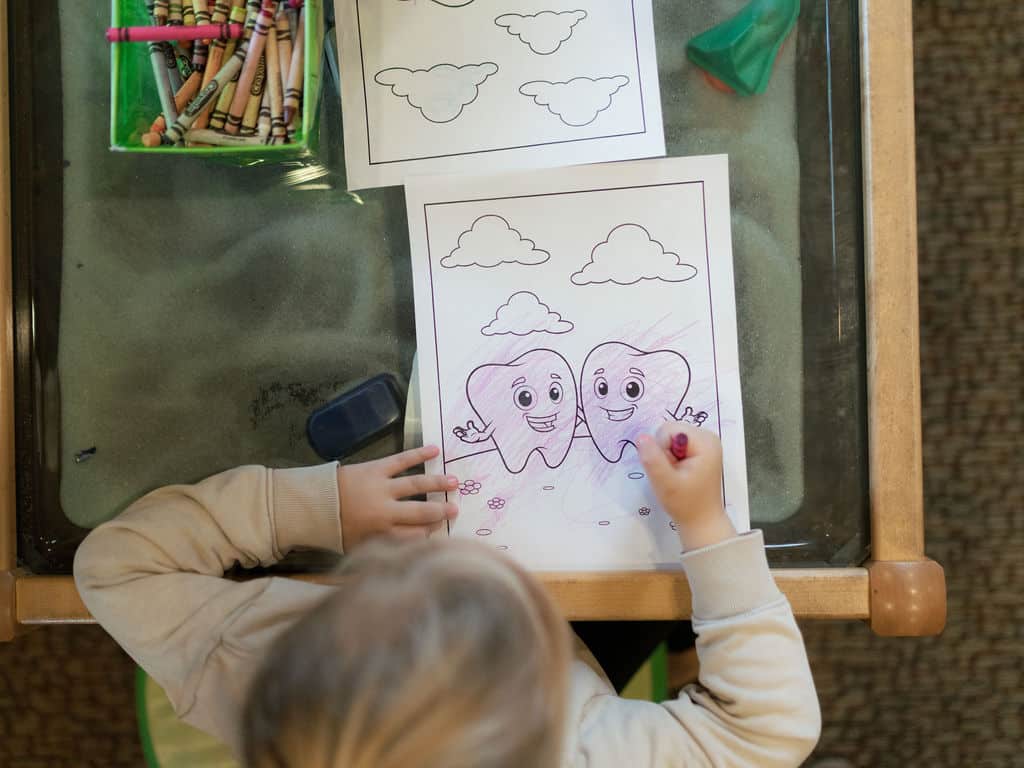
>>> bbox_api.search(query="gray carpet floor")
[802,1,1023,765]
[1,1,1021,765]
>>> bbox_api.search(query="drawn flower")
[487,497,506,510]
[459,479,482,496]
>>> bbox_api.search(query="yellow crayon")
[258,89,271,139]
[282,7,303,127]
[181,0,195,52]
[239,54,267,136]
[153,0,170,25]
[265,26,287,143]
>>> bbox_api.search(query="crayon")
[149,70,202,133]
[239,55,267,136]
[208,1,252,131]
[176,52,195,80]
[223,0,248,60]
[191,0,212,69]
[193,0,211,25]
[669,432,689,461]
[265,26,287,143]
[282,7,303,126]
[275,7,292,91]
[161,39,183,90]
[192,1,233,128]
[184,129,274,146]
[169,0,183,27]
[225,0,278,135]
[258,89,271,138]
[147,41,179,126]
[105,23,244,43]
[153,0,170,24]
[181,0,195,51]
[159,23,253,145]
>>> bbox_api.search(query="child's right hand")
[637,424,737,552]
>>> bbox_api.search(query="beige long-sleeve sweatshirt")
[74,463,820,767]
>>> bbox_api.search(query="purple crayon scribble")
[487,497,506,510]
[476,528,493,536]
[598,520,611,526]
[638,506,651,516]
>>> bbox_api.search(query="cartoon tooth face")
[580,342,691,462]
[466,349,578,473]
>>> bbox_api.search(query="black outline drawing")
[494,10,587,55]
[441,215,550,269]
[481,291,574,337]
[519,75,630,127]
[374,62,498,123]
[454,348,579,474]
[357,0,649,166]
[571,223,699,285]
[423,180,726,508]
[399,0,476,7]
[580,341,692,464]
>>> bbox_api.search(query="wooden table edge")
[13,568,872,626]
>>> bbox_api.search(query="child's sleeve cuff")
[681,530,782,621]
[270,463,344,555]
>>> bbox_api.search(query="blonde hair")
[242,537,572,768]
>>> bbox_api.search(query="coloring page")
[334,0,664,189]
[406,155,749,571]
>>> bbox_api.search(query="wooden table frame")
[0,1,946,641]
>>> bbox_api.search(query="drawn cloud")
[399,0,476,7]
[519,75,629,127]
[495,10,587,55]
[442,215,550,268]
[482,292,574,336]
[571,224,699,285]
[375,62,498,123]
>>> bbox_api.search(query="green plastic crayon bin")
[110,0,324,162]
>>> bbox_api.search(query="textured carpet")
[1,1,1021,766]
[803,1,1024,765]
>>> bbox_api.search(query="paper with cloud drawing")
[334,0,664,190]
[406,155,749,571]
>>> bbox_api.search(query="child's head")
[242,537,572,768]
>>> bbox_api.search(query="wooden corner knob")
[868,559,947,637]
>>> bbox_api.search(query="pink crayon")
[106,23,243,43]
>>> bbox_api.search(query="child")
[75,424,820,767]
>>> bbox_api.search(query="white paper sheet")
[334,0,665,190]
[406,155,749,571]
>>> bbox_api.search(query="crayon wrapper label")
[186,81,220,117]
[250,59,267,97]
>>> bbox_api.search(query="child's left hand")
[337,445,459,550]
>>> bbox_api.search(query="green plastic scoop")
[686,0,801,97]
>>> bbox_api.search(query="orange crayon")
[149,71,202,133]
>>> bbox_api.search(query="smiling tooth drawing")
[580,342,692,463]
[456,349,578,473]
